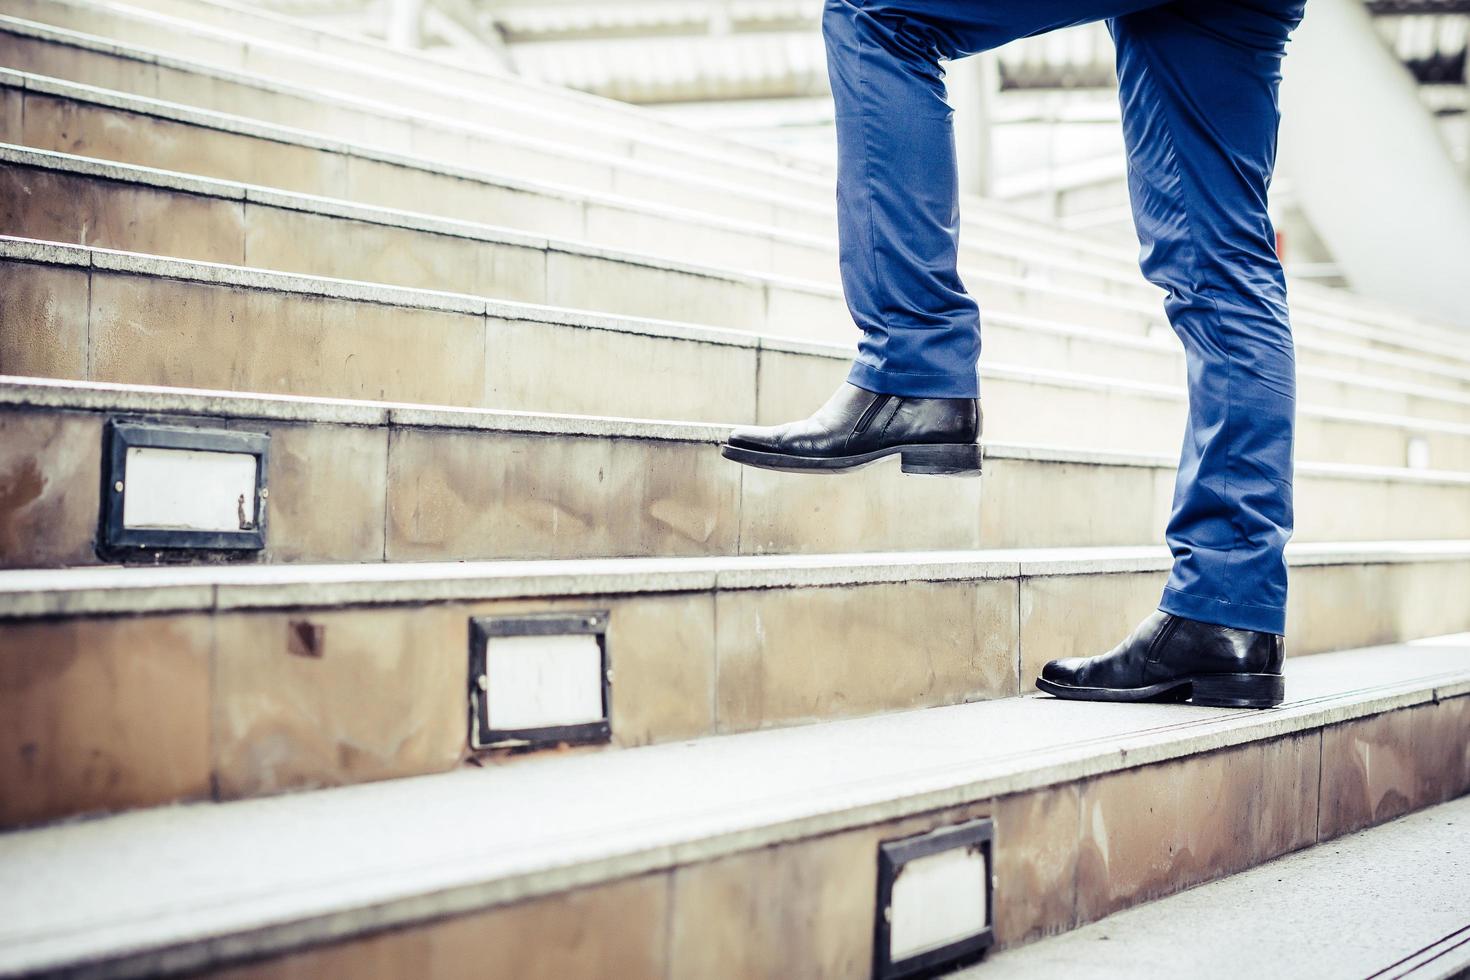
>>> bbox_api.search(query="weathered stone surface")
[0,258,89,380]
[0,411,100,568]
[213,874,670,980]
[211,606,467,799]
[992,784,1081,948]
[0,615,213,828]
[714,579,1018,733]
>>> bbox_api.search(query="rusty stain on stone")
[287,620,324,658]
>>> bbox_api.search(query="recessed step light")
[468,611,612,751]
[101,420,269,556]
[874,818,995,979]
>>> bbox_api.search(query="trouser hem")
[1159,586,1285,636]
[847,360,979,399]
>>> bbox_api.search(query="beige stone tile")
[764,285,850,340]
[212,606,467,799]
[386,428,739,560]
[345,157,583,240]
[980,458,1160,549]
[213,874,670,980]
[584,203,769,273]
[0,164,246,263]
[484,317,757,422]
[1389,561,1470,641]
[1413,695,1470,805]
[992,784,1080,948]
[23,95,347,196]
[1256,730,1321,862]
[87,272,485,405]
[0,410,101,568]
[668,800,994,979]
[0,615,213,828]
[770,238,834,282]
[715,579,1018,734]
[1285,563,1398,656]
[754,349,850,425]
[0,258,89,380]
[1075,743,1265,923]
[668,828,875,980]
[1018,572,1165,693]
[0,34,158,96]
[545,252,765,331]
[0,86,23,144]
[259,422,387,563]
[736,454,984,555]
[602,594,716,745]
[244,205,546,304]
[1318,707,1418,840]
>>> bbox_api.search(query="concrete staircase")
[1,0,1468,976]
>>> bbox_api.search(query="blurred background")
[227,0,1470,314]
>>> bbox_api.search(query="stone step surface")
[7,377,1470,570]
[3,35,1468,371]
[6,239,1470,470]
[1,637,1466,977]
[2,544,1467,828]
[969,792,1470,979]
[8,145,1470,412]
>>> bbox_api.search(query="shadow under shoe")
[1036,610,1286,709]
[721,381,982,476]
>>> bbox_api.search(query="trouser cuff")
[847,360,979,399]
[1159,586,1286,636]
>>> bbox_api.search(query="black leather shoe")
[721,382,981,476]
[1036,611,1285,708]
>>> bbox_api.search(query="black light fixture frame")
[873,817,995,980]
[100,419,270,555]
[468,610,612,751]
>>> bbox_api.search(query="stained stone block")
[991,784,1082,948]
[385,428,739,561]
[0,615,213,828]
[0,410,102,568]
[714,579,1018,734]
[211,875,670,980]
[211,606,467,799]
[0,163,245,264]
[0,257,89,382]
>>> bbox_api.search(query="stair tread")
[972,791,1470,978]
[5,540,1470,620]
[1,637,1466,976]
[8,238,1470,431]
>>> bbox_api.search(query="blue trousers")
[825,0,1305,634]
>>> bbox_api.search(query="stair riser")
[7,158,1470,419]
[9,21,1470,377]
[3,556,1466,830]
[8,401,1468,570]
[9,84,1470,400]
[5,256,1467,468]
[0,3,835,210]
[179,695,1470,979]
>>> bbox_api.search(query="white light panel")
[485,633,604,731]
[888,845,989,960]
[122,446,258,532]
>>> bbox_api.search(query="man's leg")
[722,0,1167,476]
[1039,0,1306,708]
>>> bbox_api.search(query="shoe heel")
[899,443,982,477]
[1190,672,1285,709]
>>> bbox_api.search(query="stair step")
[2,34,1470,370]
[6,376,1470,569]
[2,544,1468,827]
[0,0,833,206]
[973,793,1470,978]
[8,144,1470,407]
[6,238,1470,470]
[1,639,1465,977]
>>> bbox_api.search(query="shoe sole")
[1035,672,1285,709]
[720,442,982,476]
